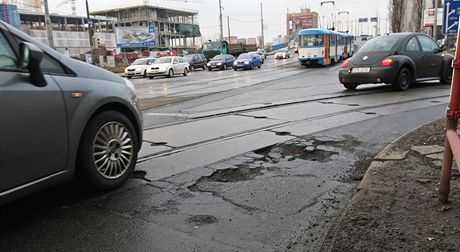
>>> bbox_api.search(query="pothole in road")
[186,215,219,225]
[256,142,339,163]
[151,142,168,146]
[253,116,268,119]
[348,104,360,107]
[276,131,292,136]
[430,100,441,103]
[364,112,377,115]
[190,167,264,185]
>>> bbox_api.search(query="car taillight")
[381,58,394,67]
[341,60,349,68]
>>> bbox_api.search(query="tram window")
[300,34,324,47]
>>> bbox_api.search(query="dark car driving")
[339,33,453,90]
[184,53,207,71]
[0,20,142,204]
[207,54,235,71]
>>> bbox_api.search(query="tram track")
[138,86,449,163]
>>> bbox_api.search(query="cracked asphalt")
[0,57,451,251]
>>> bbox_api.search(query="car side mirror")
[19,42,46,87]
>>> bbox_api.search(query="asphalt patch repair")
[322,119,460,251]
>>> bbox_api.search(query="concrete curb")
[359,119,442,189]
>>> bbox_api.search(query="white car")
[275,50,291,59]
[124,58,157,79]
[147,56,190,79]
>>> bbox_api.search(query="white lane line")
[329,65,342,71]
[144,113,189,117]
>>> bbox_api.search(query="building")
[90,3,201,50]
[246,37,257,45]
[19,10,117,56]
[287,8,318,36]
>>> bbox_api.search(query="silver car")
[0,21,143,204]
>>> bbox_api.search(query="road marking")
[329,65,342,71]
[144,113,189,117]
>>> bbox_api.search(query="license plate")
[352,67,371,73]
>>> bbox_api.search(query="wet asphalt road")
[0,55,451,251]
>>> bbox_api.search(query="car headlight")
[233,62,237,65]
[217,63,222,65]
[244,61,250,64]
[124,78,138,105]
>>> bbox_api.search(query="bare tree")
[390,0,424,33]
[390,0,403,33]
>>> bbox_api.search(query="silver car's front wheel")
[93,122,134,179]
[78,111,139,189]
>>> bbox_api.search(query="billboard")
[288,11,318,34]
[115,26,156,48]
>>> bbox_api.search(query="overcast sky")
[47,0,389,41]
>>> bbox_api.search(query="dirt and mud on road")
[323,119,460,251]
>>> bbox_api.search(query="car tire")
[183,68,188,76]
[343,83,358,90]
[143,70,147,78]
[223,64,227,70]
[149,76,153,79]
[167,69,174,78]
[234,68,237,71]
[127,76,132,79]
[441,62,453,84]
[77,111,139,190]
[258,63,261,69]
[392,67,411,91]
[251,63,254,70]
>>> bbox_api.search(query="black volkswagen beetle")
[339,33,453,91]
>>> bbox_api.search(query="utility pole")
[227,15,230,43]
[260,2,264,48]
[43,0,54,49]
[433,0,438,40]
[218,0,223,41]
[86,0,95,64]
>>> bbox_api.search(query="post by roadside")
[439,22,460,203]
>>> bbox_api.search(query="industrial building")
[18,10,117,56]
[90,3,201,51]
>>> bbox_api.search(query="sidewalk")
[323,119,460,251]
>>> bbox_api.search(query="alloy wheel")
[92,122,133,179]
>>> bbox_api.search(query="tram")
[298,28,353,66]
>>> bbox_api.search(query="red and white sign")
[424,8,443,27]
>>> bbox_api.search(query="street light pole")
[433,0,438,40]
[43,0,54,49]
[260,2,264,48]
[218,0,223,41]
[86,0,96,64]
[227,15,230,43]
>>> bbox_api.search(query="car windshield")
[132,59,149,65]
[358,36,402,53]
[212,55,225,60]
[203,42,221,50]
[157,57,173,64]
[299,34,324,47]
[238,53,251,59]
